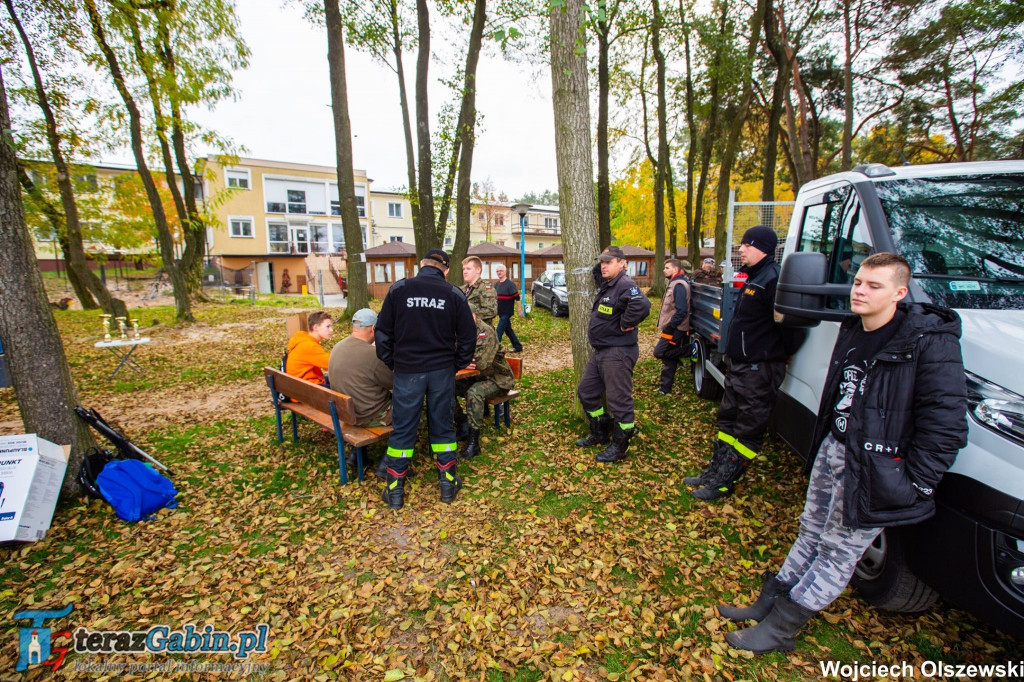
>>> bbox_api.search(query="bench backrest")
[263,367,359,424]
[506,356,523,380]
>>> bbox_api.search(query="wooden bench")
[488,356,523,429]
[264,367,393,485]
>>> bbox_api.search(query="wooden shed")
[364,241,417,300]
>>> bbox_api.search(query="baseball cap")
[703,257,716,266]
[424,249,450,269]
[599,246,626,262]
[351,308,377,327]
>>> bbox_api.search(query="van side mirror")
[775,252,852,326]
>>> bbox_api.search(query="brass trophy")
[131,319,140,340]
[101,314,112,341]
[115,316,127,340]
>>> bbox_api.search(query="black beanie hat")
[740,225,778,256]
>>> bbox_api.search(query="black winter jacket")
[375,266,477,373]
[806,303,968,529]
[725,257,788,363]
[588,271,651,349]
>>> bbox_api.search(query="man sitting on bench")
[456,314,516,460]
[286,311,334,386]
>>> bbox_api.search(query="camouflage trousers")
[456,378,505,430]
[776,433,883,612]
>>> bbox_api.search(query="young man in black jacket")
[688,225,790,500]
[375,249,477,509]
[719,252,968,654]
[575,246,651,462]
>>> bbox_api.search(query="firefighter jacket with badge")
[805,303,967,529]
[375,265,477,374]
[588,271,651,349]
[464,278,497,325]
[469,319,516,391]
[724,256,787,363]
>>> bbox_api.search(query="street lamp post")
[511,203,532,318]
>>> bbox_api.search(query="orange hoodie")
[286,330,330,384]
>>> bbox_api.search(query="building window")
[444,237,453,247]
[478,211,486,221]
[75,174,98,191]
[268,223,289,253]
[331,224,345,252]
[266,201,286,213]
[356,194,365,217]
[544,217,558,229]
[287,190,306,214]
[388,202,402,218]
[538,243,544,248]
[390,236,403,242]
[229,217,253,238]
[514,241,520,250]
[311,224,328,253]
[330,201,341,216]
[226,168,251,190]
[495,215,504,226]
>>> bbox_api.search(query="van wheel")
[692,337,723,401]
[852,528,938,613]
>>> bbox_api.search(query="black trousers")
[653,334,688,391]
[577,345,639,426]
[715,359,787,459]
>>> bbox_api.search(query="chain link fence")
[724,194,795,271]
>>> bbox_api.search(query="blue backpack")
[97,459,178,522]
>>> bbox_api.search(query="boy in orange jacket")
[285,311,334,385]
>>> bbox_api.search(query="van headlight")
[966,372,1024,447]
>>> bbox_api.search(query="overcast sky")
[187,0,560,199]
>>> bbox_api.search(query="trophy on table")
[131,319,140,340]
[115,316,127,340]
[101,314,112,341]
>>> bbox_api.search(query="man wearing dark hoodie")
[719,252,968,654]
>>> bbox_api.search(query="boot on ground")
[576,414,612,447]
[725,595,815,654]
[691,447,750,501]
[460,428,481,460]
[718,571,792,623]
[382,464,408,509]
[437,459,463,503]
[684,440,729,487]
[596,425,636,463]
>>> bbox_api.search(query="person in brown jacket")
[653,259,691,394]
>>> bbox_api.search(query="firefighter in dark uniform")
[576,246,652,462]
[375,249,477,509]
[455,315,516,460]
[687,225,789,500]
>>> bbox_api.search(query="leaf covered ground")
[0,298,1020,680]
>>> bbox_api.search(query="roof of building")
[529,244,563,256]
[619,245,655,256]
[364,241,417,258]
[467,243,522,257]
[667,246,716,258]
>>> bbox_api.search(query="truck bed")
[691,282,739,354]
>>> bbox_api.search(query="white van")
[690,161,1024,637]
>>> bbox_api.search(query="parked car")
[689,161,1024,637]
[531,268,568,316]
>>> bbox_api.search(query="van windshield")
[877,173,1024,310]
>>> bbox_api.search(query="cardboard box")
[285,313,309,339]
[0,434,69,543]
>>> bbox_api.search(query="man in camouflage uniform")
[691,257,721,285]
[462,256,497,326]
[456,315,516,459]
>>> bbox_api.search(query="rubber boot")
[374,456,388,480]
[576,414,612,447]
[460,428,481,460]
[382,463,407,509]
[596,425,635,463]
[691,447,750,501]
[684,440,728,487]
[718,571,792,623]
[725,595,816,654]
[455,410,470,442]
[437,459,463,503]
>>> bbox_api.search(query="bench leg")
[291,412,299,442]
[274,406,284,444]
[505,402,511,428]
[493,404,500,429]
[355,447,366,482]
[336,438,348,486]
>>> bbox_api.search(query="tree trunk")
[596,26,612,251]
[6,0,128,320]
[390,0,420,233]
[550,0,600,412]
[841,0,854,171]
[649,0,668,298]
[16,165,98,309]
[713,0,766,254]
[0,64,95,499]
[450,0,488,287]
[761,0,790,200]
[696,1,727,265]
[665,161,678,258]
[84,0,193,322]
[682,15,699,271]
[413,0,436,257]
[325,0,369,315]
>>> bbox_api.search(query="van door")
[775,182,874,460]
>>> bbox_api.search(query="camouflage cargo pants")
[776,433,883,612]
[456,378,505,430]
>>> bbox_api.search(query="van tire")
[692,337,723,401]
[852,528,939,613]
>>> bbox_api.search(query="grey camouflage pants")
[777,433,883,612]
